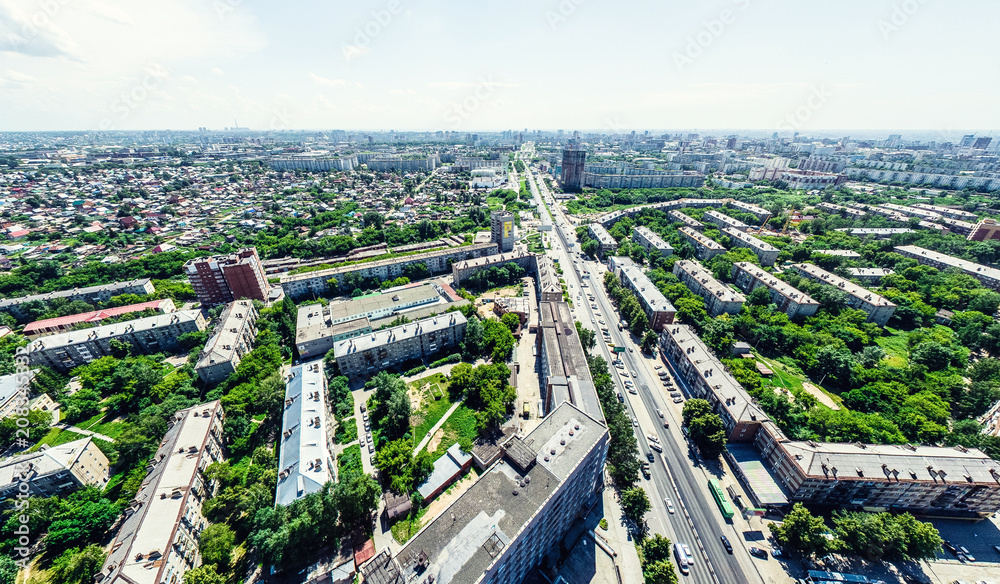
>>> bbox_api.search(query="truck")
[641,462,651,479]
[522,401,530,419]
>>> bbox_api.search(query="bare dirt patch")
[423,468,478,520]
[802,382,840,410]
[426,428,444,454]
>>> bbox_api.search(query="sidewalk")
[54,423,115,443]
[413,401,461,454]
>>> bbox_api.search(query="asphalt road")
[521,154,760,584]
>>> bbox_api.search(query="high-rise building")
[960,134,976,147]
[184,247,269,306]
[561,148,586,192]
[973,137,993,150]
[490,211,515,253]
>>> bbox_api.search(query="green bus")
[708,479,735,519]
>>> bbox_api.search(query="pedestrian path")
[413,401,462,454]
[54,423,115,443]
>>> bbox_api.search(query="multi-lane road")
[520,154,762,584]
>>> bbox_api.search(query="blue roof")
[275,362,333,506]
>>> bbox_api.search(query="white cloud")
[340,44,369,62]
[389,89,416,95]
[0,69,35,87]
[309,73,362,88]
[211,67,224,76]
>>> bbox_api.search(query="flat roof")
[783,440,1000,486]
[679,226,726,251]
[394,401,607,584]
[726,443,789,507]
[587,223,616,245]
[812,249,860,257]
[327,284,442,322]
[538,301,604,423]
[27,310,204,353]
[195,300,254,371]
[417,443,473,500]
[633,226,673,251]
[733,263,818,306]
[614,259,676,315]
[334,312,467,358]
[452,251,533,271]
[276,362,332,506]
[705,209,749,230]
[23,299,170,334]
[895,245,1000,283]
[791,264,896,308]
[673,260,745,304]
[846,268,894,278]
[0,437,95,488]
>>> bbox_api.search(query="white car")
[665,498,675,514]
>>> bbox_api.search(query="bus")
[708,479,735,519]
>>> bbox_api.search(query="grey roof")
[723,227,776,252]
[791,264,896,308]
[0,278,153,310]
[393,401,607,584]
[326,284,443,323]
[27,310,205,353]
[195,300,254,371]
[280,244,497,284]
[846,268,895,278]
[0,437,95,489]
[633,226,673,252]
[812,249,860,257]
[895,245,1000,284]
[538,302,604,424]
[417,443,473,500]
[673,260,745,304]
[276,362,332,506]
[679,226,726,251]
[334,312,467,358]
[587,223,616,246]
[704,209,749,230]
[614,258,676,315]
[0,370,34,412]
[732,263,818,306]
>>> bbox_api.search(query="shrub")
[406,366,427,377]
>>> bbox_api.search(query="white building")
[276,362,333,506]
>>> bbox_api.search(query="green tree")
[49,545,106,584]
[769,503,831,558]
[643,560,678,584]
[0,555,16,584]
[681,399,712,426]
[642,330,659,353]
[500,312,520,333]
[183,565,226,584]
[688,412,727,458]
[108,338,133,359]
[575,321,596,351]
[198,524,236,569]
[642,534,673,564]
[621,486,651,526]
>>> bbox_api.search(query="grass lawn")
[876,328,910,368]
[486,197,504,211]
[334,417,358,444]
[757,354,805,394]
[432,405,477,459]
[32,427,86,451]
[391,505,429,544]
[410,373,456,443]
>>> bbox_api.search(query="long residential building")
[678,227,727,261]
[668,210,704,231]
[816,202,867,218]
[728,200,770,222]
[659,324,767,442]
[672,260,745,316]
[184,247,270,305]
[451,251,537,287]
[362,399,609,584]
[631,226,674,257]
[731,263,819,319]
[280,243,498,299]
[295,305,372,361]
[790,264,897,326]
[28,310,208,372]
[332,313,467,377]
[0,278,156,321]
[967,218,1000,242]
[95,401,226,584]
[845,167,1000,192]
[879,202,941,221]
[846,268,895,284]
[723,228,779,266]
[835,228,916,238]
[537,301,604,423]
[194,301,258,384]
[912,203,978,221]
[0,437,109,499]
[704,209,749,232]
[894,245,1000,290]
[587,223,617,255]
[608,257,675,330]
[276,362,333,506]
[936,217,975,236]
[22,299,176,338]
[754,421,1000,518]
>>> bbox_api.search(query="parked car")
[771,547,783,558]
[721,536,733,554]
[958,546,975,562]
[669,392,682,398]
[749,547,769,559]
[673,397,684,403]
[682,544,694,565]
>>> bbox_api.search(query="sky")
[0,0,998,134]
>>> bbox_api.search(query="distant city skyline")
[1,0,999,132]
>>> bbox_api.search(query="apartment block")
[295,304,372,361]
[879,203,941,220]
[912,203,978,222]
[727,200,770,222]
[672,260,745,316]
[281,244,497,299]
[894,245,1000,290]
[754,422,1000,518]
[816,202,867,218]
[0,279,156,321]
[936,217,975,236]
[587,223,618,255]
[95,401,226,584]
[846,268,895,284]
[632,226,674,257]
[194,301,258,384]
[184,247,270,305]
[490,211,515,253]
[0,437,109,498]
[813,249,860,258]
[968,218,1000,242]
[28,310,208,372]
[790,264,897,326]
[678,227,727,261]
[451,251,537,287]
[704,209,749,232]
[276,362,333,506]
[537,302,603,422]
[731,263,819,319]
[333,313,467,377]
[22,298,176,338]
[362,400,608,584]
[835,228,915,238]
[668,210,704,231]
[659,324,767,442]
[535,255,563,302]
[608,257,675,330]
[723,228,779,266]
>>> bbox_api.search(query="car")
[682,544,694,565]
[958,546,975,562]
[646,451,654,462]
[360,404,366,413]
[771,547,783,558]
[663,421,670,429]
[654,365,662,370]
[646,433,659,444]
[628,347,634,353]
[673,397,684,403]
[669,392,682,398]
[591,304,598,309]
[664,498,675,514]
[663,380,671,387]
[649,442,662,452]
[617,392,624,402]
[749,547,769,559]
[656,408,663,418]
[632,418,639,427]
[628,387,638,395]
[721,535,733,554]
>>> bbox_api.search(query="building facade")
[678,227,726,261]
[609,257,676,331]
[790,264,897,325]
[184,247,270,305]
[333,313,467,377]
[0,437,109,498]
[672,260,745,316]
[0,279,156,321]
[731,263,819,319]
[195,301,258,384]
[22,299,176,338]
[704,210,749,232]
[587,223,618,256]
[723,228,779,266]
[95,401,226,584]
[631,226,674,257]
[28,310,208,372]
[668,210,704,231]
[894,245,1000,290]
[561,148,586,191]
[490,211,515,253]
[277,362,333,506]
